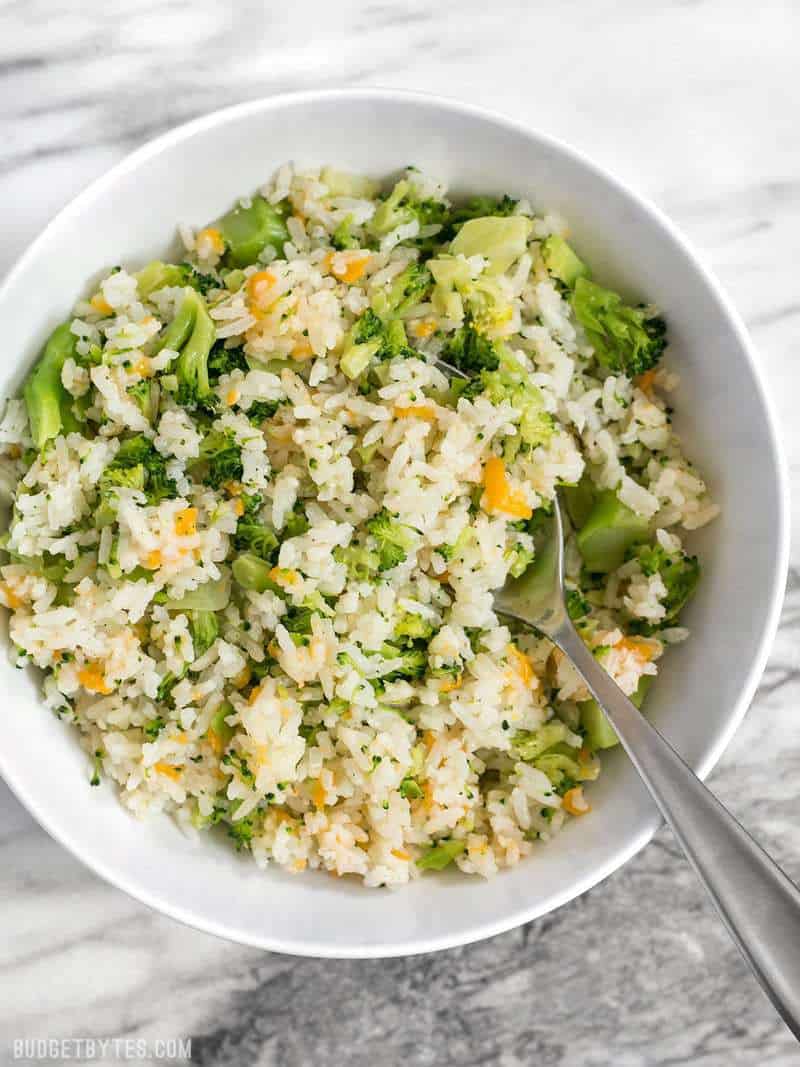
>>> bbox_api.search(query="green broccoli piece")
[394,613,435,644]
[416,839,465,871]
[478,358,554,452]
[175,290,216,406]
[331,214,358,251]
[208,341,248,382]
[143,716,166,741]
[126,380,158,424]
[507,543,535,578]
[240,492,263,521]
[572,277,667,378]
[194,430,243,489]
[566,588,590,620]
[96,462,146,525]
[634,543,700,626]
[512,721,573,762]
[382,645,427,682]
[23,322,81,449]
[540,235,588,288]
[340,309,416,379]
[232,552,281,595]
[441,317,501,376]
[334,544,380,581]
[186,267,217,295]
[234,521,278,561]
[369,179,447,239]
[188,610,219,659]
[246,400,281,424]
[227,817,255,851]
[371,262,432,320]
[442,195,518,240]
[283,605,315,635]
[365,508,416,571]
[103,435,177,508]
[399,777,424,800]
[283,507,309,538]
[353,308,384,344]
[216,195,289,268]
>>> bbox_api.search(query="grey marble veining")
[2,1,800,1064]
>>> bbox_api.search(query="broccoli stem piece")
[575,490,650,574]
[175,290,215,403]
[154,289,197,354]
[135,261,191,298]
[188,610,219,658]
[162,574,231,612]
[208,701,235,750]
[232,552,280,594]
[540,235,588,288]
[23,322,79,449]
[216,196,289,268]
[580,675,652,750]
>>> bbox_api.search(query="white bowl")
[0,89,788,958]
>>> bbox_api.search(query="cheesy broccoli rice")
[0,164,718,885]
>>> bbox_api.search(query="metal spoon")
[495,496,800,1038]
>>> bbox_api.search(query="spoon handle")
[555,621,800,1039]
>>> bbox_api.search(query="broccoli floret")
[186,266,217,295]
[105,435,177,507]
[174,290,216,407]
[353,308,384,344]
[365,508,416,572]
[283,507,309,538]
[246,400,280,425]
[156,668,186,705]
[481,366,554,454]
[208,341,248,381]
[634,543,700,626]
[394,613,435,644]
[126,380,157,423]
[369,179,448,240]
[227,817,255,851]
[441,317,501,375]
[399,777,424,800]
[188,610,219,659]
[382,645,427,682]
[143,716,166,741]
[233,522,278,561]
[572,277,667,378]
[340,309,416,379]
[97,463,145,525]
[195,430,243,489]
[334,543,380,581]
[240,492,263,522]
[507,543,535,578]
[331,214,358,251]
[283,605,314,635]
[566,588,591,621]
[372,262,432,320]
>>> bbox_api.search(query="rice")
[0,163,718,887]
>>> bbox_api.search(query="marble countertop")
[2,1,800,1064]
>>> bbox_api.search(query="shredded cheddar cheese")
[562,787,591,816]
[483,456,532,519]
[174,507,197,537]
[394,404,437,422]
[90,292,113,316]
[154,761,182,782]
[77,664,113,695]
